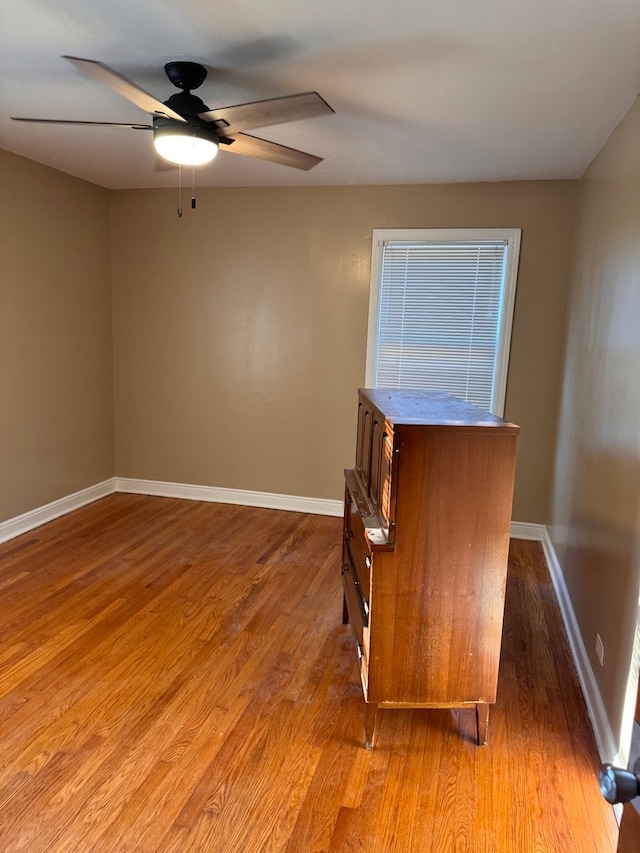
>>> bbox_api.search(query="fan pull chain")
[191,166,196,210]
[177,164,183,218]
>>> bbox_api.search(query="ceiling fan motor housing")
[164,61,207,91]
[163,91,211,122]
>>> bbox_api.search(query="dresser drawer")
[342,551,369,632]
[344,496,372,603]
[341,554,369,686]
[345,537,371,606]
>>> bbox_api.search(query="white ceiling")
[1,0,639,190]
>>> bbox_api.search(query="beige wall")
[0,150,114,522]
[111,181,578,521]
[550,97,640,741]
[0,155,579,527]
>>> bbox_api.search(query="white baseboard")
[0,478,116,545]
[0,478,343,547]
[539,527,618,763]
[115,477,344,518]
[510,520,616,762]
[510,520,546,540]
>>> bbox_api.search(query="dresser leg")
[364,702,379,750]
[476,703,490,746]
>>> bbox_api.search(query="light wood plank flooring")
[0,494,618,851]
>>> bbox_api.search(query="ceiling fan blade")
[198,92,333,134]
[225,133,323,170]
[11,117,152,129]
[62,55,187,123]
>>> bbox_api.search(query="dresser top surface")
[359,389,519,431]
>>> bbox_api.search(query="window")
[365,228,521,416]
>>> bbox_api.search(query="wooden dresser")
[341,389,519,748]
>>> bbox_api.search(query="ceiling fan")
[12,55,334,170]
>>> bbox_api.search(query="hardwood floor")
[0,494,618,852]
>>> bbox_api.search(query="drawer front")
[369,415,398,536]
[342,555,370,693]
[344,494,372,603]
[342,551,369,631]
[345,537,371,606]
[355,401,365,474]
[360,406,373,489]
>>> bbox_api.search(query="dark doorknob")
[599,763,640,804]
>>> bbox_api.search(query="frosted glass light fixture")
[153,118,218,166]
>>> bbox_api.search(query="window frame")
[365,227,521,417]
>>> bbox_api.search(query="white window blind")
[366,229,520,415]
